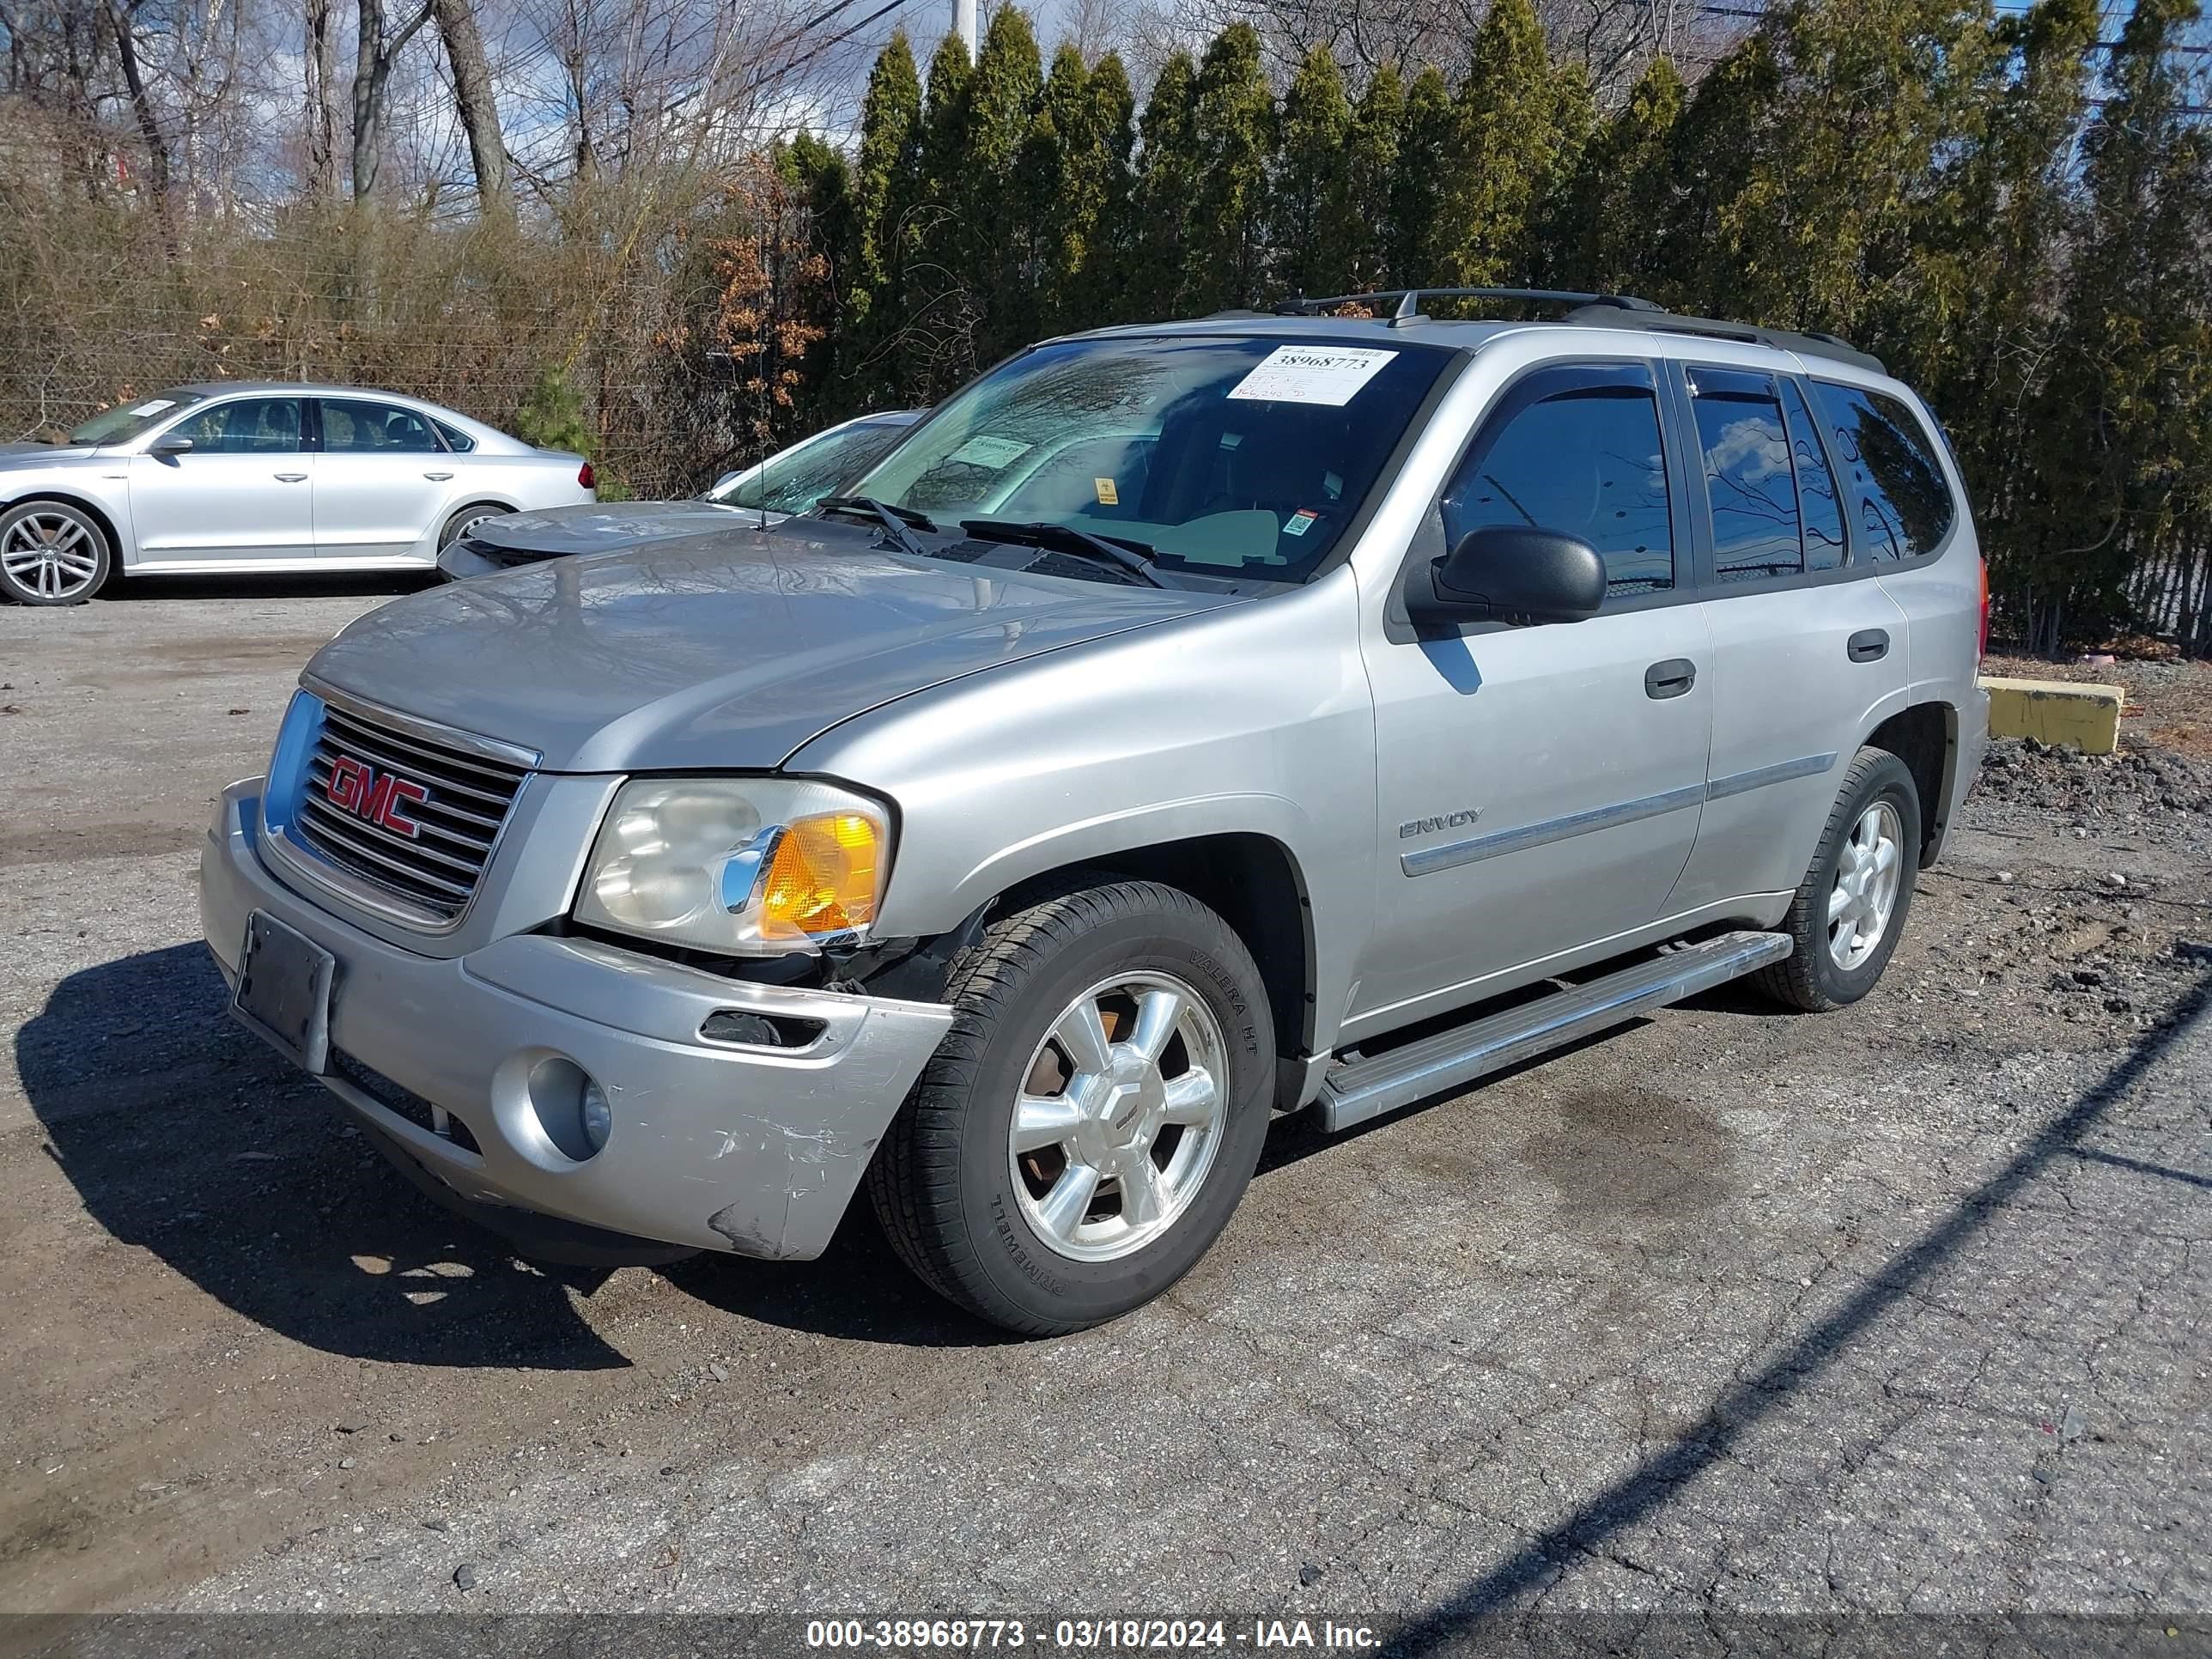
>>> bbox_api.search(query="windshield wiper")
[961,520,1167,587]
[816,495,938,557]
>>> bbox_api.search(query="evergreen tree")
[2028,0,2212,649]
[1435,0,1557,291]
[1337,64,1402,293]
[961,6,1046,356]
[1907,0,2097,627]
[1079,52,1139,322]
[847,33,924,404]
[1584,55,1684,297]
[1130,52,1200,318]
[1184,23,1276,311]
[1389,65,1453,286]
[1528,59,1595,287]
[1273,45,1354,300]
[1656,31,1779,314]
[904,32,979,396]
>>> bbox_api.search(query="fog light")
[524,1056,610,1162]
[580,1079,612,1152]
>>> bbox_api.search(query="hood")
[0,443,94,464]
[307,520,1233,774]
[465,499,762,557]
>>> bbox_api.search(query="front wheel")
[0,500,112,605]
[1754,746,1922,1012]
[867,879,1273,1334]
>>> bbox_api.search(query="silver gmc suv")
[202,289,1990,1334]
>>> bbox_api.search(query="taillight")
[579,461,595,490]
[1978,559,1990,659]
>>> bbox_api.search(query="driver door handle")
[424,471,454,481]
[274,472,307,483]
[1644,658,1698,700]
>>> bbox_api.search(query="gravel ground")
[3,585,2209,1638]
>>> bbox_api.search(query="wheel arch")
[441,498,518,537]
[881,830,1320,1103]
[2,489,125,565]
[1863,701,1957,866]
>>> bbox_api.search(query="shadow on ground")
[16,943,1012,1359]
[15,944,632,1370]
[101,572,438,604]
[1388,966,2212,1652]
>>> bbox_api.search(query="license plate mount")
[231,910,336,1075]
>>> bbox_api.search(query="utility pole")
[954,0,977,58]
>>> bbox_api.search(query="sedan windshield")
[711,420,913,514]
[846,335,1449,582]
[68,390,208,447]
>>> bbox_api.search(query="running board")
[1316,930,1791,1133]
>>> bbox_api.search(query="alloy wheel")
[1826,800,1904,971]
[1008,971,1227,1263]
[2,509,101,600]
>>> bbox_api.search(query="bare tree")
[100,0,176,250]
[430,0,514,224]
[305,0,341,199]
[352,0,434,203]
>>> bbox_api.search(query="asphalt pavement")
[1,580,2206,1642]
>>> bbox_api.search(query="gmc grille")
[295,702,529,920]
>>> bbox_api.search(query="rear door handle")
[1848,628,1890,663]
[424,471,453,481]
[274,472,307,482]
[1644,658,1697,700]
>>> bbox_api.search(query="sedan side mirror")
[1408,525,1607,627]
[150,434,194,460]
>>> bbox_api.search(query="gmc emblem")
[326,755,429,838]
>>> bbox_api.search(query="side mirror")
[1408,525,1607,627]
[150,434,193,460]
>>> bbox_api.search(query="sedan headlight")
[574,777,891,955]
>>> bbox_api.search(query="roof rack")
[1279,287,1664,325]
[1265,285,1887,374]
[1563,304,1887,374]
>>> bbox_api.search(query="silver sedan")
[0,384,595,606]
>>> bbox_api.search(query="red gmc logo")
[326,755,429,838]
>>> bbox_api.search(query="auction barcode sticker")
[1226,346,1396,406]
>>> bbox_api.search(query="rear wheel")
[1754,746,1922,1012]
[0,500,111,605]
[867,879,1273,1334]
[437,502,508,550]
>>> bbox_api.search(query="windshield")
[846,335,1449,581]
[68,390,209,447]
[711,419,913,513]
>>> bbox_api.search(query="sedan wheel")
[0,502,112,605]
[438,504,507,550]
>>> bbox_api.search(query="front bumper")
[200,780,953,1259]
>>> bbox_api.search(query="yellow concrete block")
[1979,675,2124,756]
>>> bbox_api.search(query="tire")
[437,502,508,550]
[866,878,1274,1335]
[1754,745,1923,1012]
[0,499,112,605]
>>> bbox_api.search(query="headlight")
[573,777,891,955]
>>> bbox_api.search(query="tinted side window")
[1778,379,1846,571]
[322,399,440,455]
[1809,382,1954,560]
[431,418,476,453]
[169,397,303,454]
[1443,363,1673,599]
[1688,368,1802,583]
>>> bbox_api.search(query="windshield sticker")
[1094,477,1120,506]
[1283,509,1318,537]
[950,434,1031,469]
[1228,346,1396,407]
[130,399,177,416]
